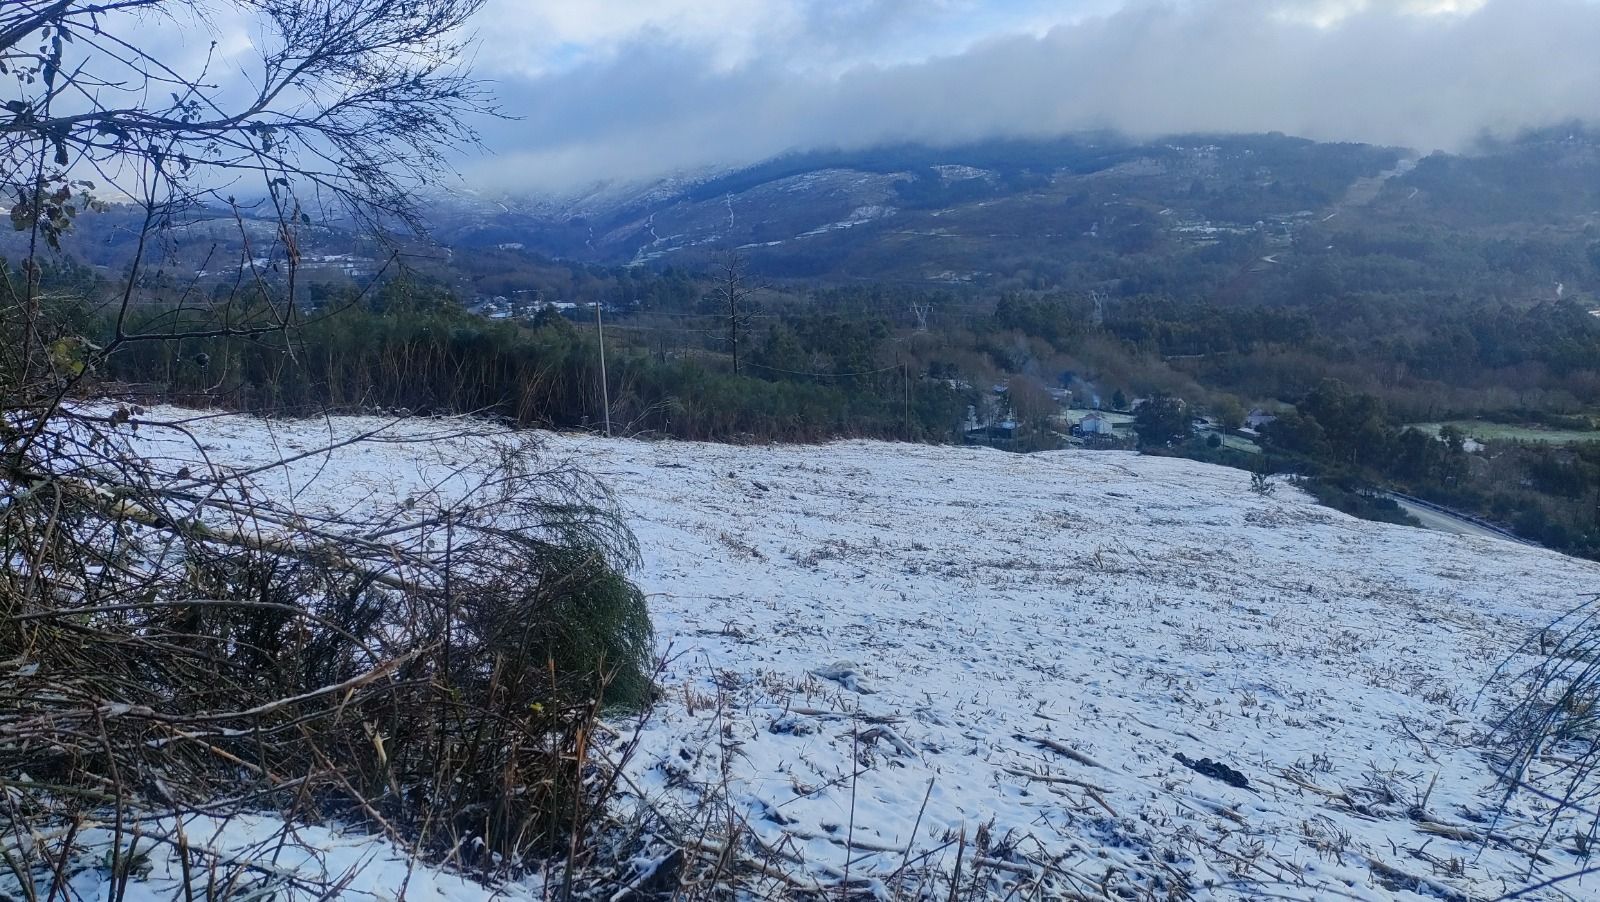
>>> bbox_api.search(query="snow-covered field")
[54,815,518,902]
[115,410,1600,900]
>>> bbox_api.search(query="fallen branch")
[789,706,903,724]
[859,724,917,757]
[1002,767,1110,795]
[1367,857,1478,902]
[782,828,907,855]
[1015,733,1104,769]
[1004,768,1117,816]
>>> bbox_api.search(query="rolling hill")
[100,407,1600,900]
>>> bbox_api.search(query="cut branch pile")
[0,404,654,896]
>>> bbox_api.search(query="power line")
[743,361,903,378]
[577,323,726,336]
[613,310,780,319]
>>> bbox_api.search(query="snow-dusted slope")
[126,411,1600,900]
[56,815,524,902]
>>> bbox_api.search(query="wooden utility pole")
[895,350,913,442]
[903,362,912,441]
[595,303,611,437]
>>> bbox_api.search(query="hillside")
[432,133,1409,282]
[114,408,1600,900]
[426,128,1600,291]
[23,130,1600,301]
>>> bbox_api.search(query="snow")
[56,815,535,902]
[103,409,1600,899]
[795,204,896,238]
[932,164,995,182]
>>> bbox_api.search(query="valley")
[9,2,1600,900]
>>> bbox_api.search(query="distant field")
[1411,420,1600,444]
[1220,434,1263,453]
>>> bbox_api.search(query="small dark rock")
[1174,752,1250,790]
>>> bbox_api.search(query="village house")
[1077,412,1116,437]
[1244,408,1278,430]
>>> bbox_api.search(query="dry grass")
[0,403,654,898]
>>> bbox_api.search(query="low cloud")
[461,0,1600,192]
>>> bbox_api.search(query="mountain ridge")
[427,132,1416,281]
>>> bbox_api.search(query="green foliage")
[1293,477,1418,526]
[1262,410,1328,458]
[993,293,1091,346]
[1240,379,1600,557]
[1134,393,1191,447]
[102,284,969,444]
[1258,381,1467,484]
[1296,380,1391,468]
[1212,396,1245,432]
[498,542,655,710]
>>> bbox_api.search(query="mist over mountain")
[460,0,1600,192]
[427,126,1599,286]
[23,124,1600,298]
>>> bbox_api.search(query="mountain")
[22,129,1600,297]
[420,126,1600,296]
[430,133,1410,281]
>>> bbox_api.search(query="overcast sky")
[429,0,1599,192]
[122,0,1579,194]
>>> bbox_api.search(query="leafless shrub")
[0,2,671,896]
[1484,595,1600,887]
[0,402,655,893]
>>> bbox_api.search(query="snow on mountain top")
[120,409,1600,899]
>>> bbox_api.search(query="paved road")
[1386,494,1528,544]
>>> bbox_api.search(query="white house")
[1078,413,1116,436]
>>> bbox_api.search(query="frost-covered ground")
[53,816,531,902]
[115,410,1600,900]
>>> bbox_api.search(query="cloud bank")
[460,0,1600,192]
